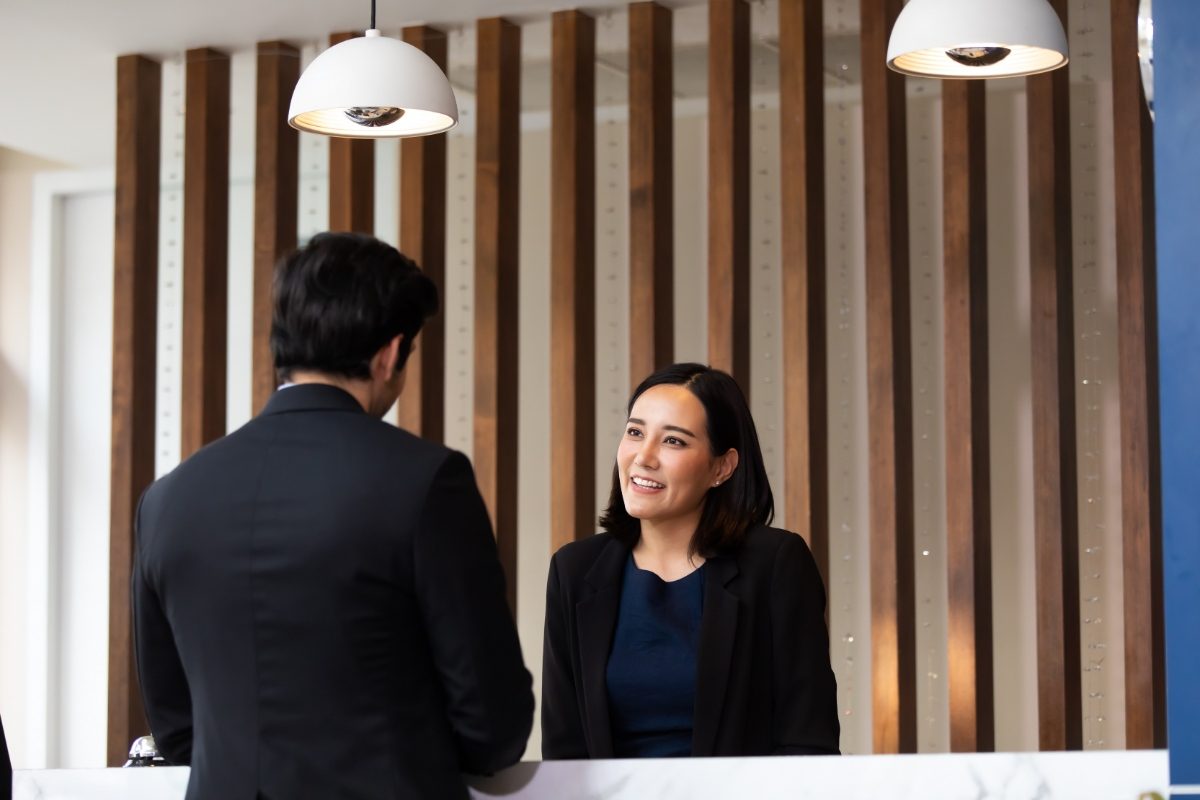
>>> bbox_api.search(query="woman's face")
[617,384,735,529]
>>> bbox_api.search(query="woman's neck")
[633,514,705,581]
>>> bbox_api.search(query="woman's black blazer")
[541,524,840,759]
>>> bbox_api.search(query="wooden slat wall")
[474,17,522,613]
[942,79,994,753]
[252,41,300,414]
[707,0,751,392]
[550,10,596,555]
[1110,0,1167,750]
[778,0,827,578]
[107,53,160,767]
[397,25,449,439]
[328,31,375,234]
[1026,0,1082,752]
[628,2,674,385]
[859,0,916,755]
[180,47,230,459]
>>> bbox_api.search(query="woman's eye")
[625,427,643,438]
[664,436,684,446]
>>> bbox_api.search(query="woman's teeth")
[632,476,664,489]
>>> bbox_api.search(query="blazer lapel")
[692,555,739,757]
[575,538,627,759]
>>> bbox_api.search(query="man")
[1,712,11,800]
[133,232,533,799]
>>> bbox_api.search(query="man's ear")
[373,335,403,380]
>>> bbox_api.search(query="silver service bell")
[123,735,167,767]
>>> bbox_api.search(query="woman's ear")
[713,449,739,486]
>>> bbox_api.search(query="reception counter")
[14,749,1168,799]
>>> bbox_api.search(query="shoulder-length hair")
[598,363,774,558]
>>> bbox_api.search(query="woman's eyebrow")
[626,417,696,438]
[664,425,696,438]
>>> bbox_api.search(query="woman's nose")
[634,440,657,467]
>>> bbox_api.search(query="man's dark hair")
[598,362,775,558]
[271,232,439,381]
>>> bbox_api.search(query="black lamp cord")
[370,0,376,30]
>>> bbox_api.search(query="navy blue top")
[605,554,705,758]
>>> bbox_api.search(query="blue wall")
[1153,0,1200,788]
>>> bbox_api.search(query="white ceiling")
[0,0,715,167]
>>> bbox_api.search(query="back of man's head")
[271,232,439,382]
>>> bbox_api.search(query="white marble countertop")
[14,749,1169,800]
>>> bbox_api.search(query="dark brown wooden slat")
[778,0,828,580]
[707,0,751,392]
[181,48,231,459]
[328,31,375,234]
[859,0,916,755]
[942,78,994,753]
[397,26,449,439]
[1026,0,1082,751]
[550,10,596,555]
[474,17,522,613]
[1110,0,1166,750]
[108,53,160,767]
[252,41,300,414]
[628,2,674,385]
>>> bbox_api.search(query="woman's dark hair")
[270,232,439,381]
[598,363,774,557]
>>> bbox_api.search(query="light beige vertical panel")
[823,0,872,751]
[155,56,185,478]
[296,43,329,243]
[748,0,784,523]
[444,26,477,460]
[1067,0,1125,749]
[227,47,258,432]
[594,11,630,513]
[516,19,553,760]
[985,82,1038,753]
[906,79,949,754]
[672,110,708,366]
[673,5,708,365]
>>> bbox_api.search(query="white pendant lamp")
[887,0,1069,79]
[288,1,458,138]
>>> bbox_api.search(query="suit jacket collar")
[260,383,366,417]
[574,536,741,758]
[692,555,739,756]
[576,537,626,758]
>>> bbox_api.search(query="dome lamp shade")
[288,29,458,138]
[886,0,1069,79]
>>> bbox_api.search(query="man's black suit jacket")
[541,525,840,759]
[133,384,533,800]
[1,712,11,800]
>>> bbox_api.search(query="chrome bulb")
[945,46,1012,67]
[344,106,405,127]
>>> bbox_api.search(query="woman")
[541,363,840,759]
